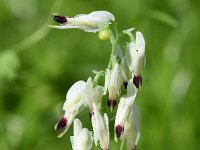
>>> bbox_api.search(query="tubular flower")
[104,63,123,110]
[124,105,140,150]
[50,11,115,33]
[124,29,145,89]
[114,80,137,140]
[91,103,109,150]
[83,77,103,117]
[119,60,130,89]
[55,81,86,138]
[70,119,93,150]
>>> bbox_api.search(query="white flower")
[104,63,123,110]
[124,29,145,89]
[119,60,130,89]
[50,11,115,33]
[91,103,109,150]
[55,80,86,138]
[114,80,137,140]
[70,119,93,150]
[124,105,140,150]
[83,77,103,115]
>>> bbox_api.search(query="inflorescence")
[50,10,146,150]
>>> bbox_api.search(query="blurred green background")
[0,0,200,149]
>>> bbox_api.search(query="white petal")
[83,77,103,110]
[73,119,82,137]
[48,25,78,29]
[70,136,75,149]
[71,119,93,150]
[127,80,137,97]
[103,69,111,95]
[92,103,109,149]
[81,129,93,150]
[119,60,130,83]
[125,41,136,72]
[103,113,110,146]
[124,104,141,147]
[63,80,86,111]
[125,31,145,76]
[108,63,122,100]
[91,115,98,146]
[136,31,145,57]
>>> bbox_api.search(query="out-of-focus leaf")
[0,51,20,81]
[150,10,179,28]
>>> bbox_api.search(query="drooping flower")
[119,60,130,89]
[55,81,86,138]
[49,11,115,33]
[91,103,109,150]
[83,77,103,117]
[104,63,123,110]
[70,119,93,150]
[116,45,130,89]
[114,80,137,140]
[123,104,140,150]
[124,29,145,89]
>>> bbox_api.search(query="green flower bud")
[98,28,110,40]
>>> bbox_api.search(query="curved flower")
[114,80,137,140]
[91,103,109,150]
[70,119,93,150]
[124,105,140,150]
[104,63,123,110]
[50,11,115,33]
[124,29,145,89]
[119,60,130,89]
[55,80,86,138]
[83,77,103,116]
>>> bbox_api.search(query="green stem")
[93,70,104,86]
[107,29,120,70]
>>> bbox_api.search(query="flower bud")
[98,28,110,40]
[50,11,115,33]
[70,119,93,150]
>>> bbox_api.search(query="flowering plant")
[50,10,145,150]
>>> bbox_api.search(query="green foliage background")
[0,0,200,149]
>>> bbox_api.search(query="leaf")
[0,51,20,81]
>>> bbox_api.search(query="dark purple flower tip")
[132,145,137,150]
[53,15,67,24]
[115,125,124,138]
[56,117,67,131]
[123,81,128,89]
[133,75,142,89]
[107,99,117,109]
[89,111,94,119]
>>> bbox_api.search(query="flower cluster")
[51,11,145,150]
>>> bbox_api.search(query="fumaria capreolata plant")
[50,10,145,150]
